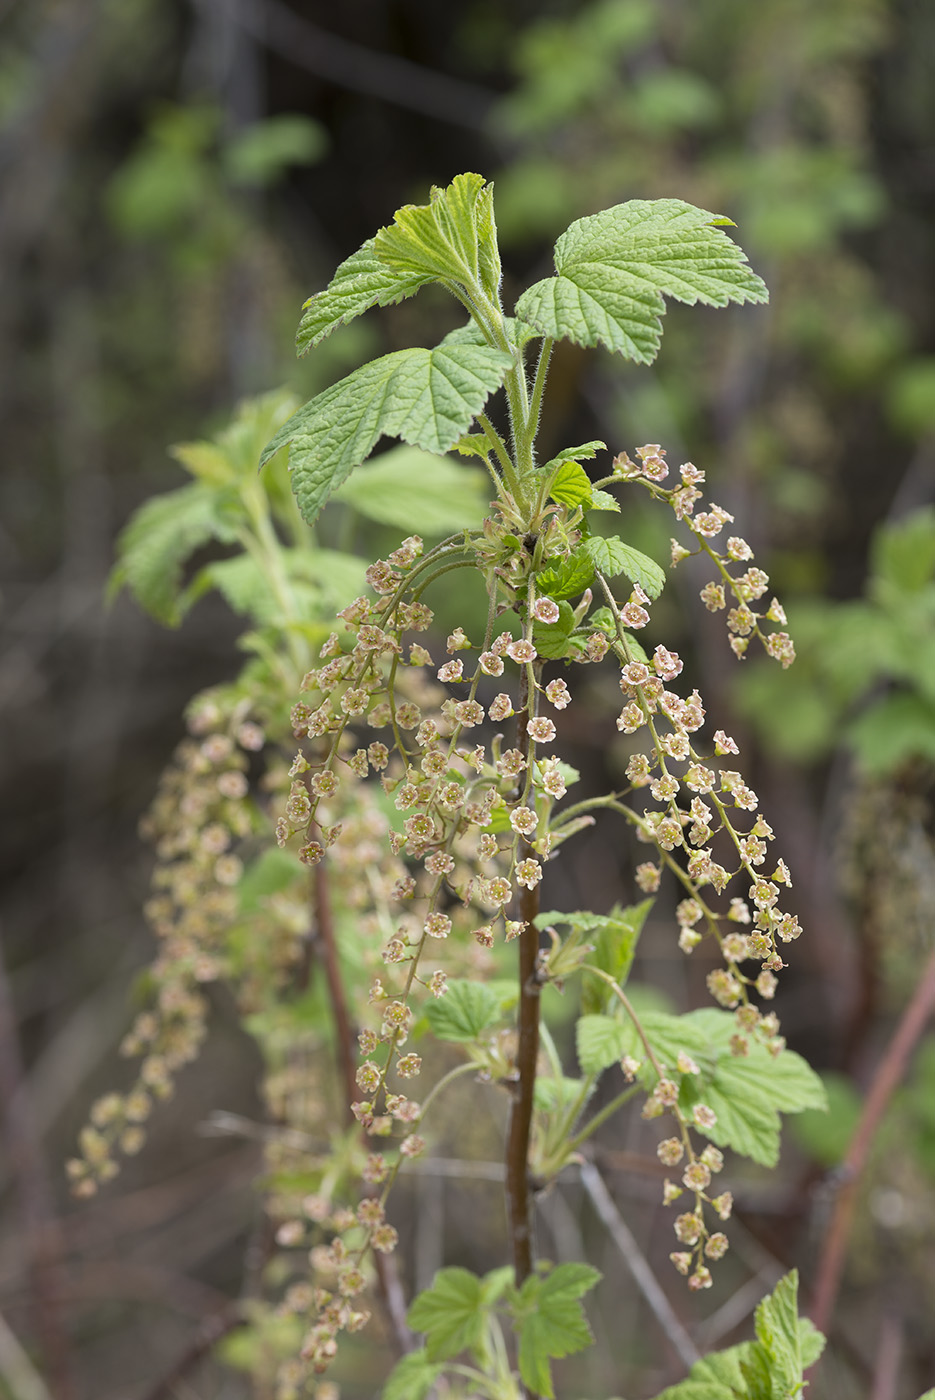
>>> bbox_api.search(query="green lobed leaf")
[516,198,767,364]
[373,173,502,302]
[652,1340,756,1399]
[576,1014,629,1075]
[381,1349,443,1400]
[583,534,666,598]
[589,488,621,512]
[540,441,606,474]
[407,1268,487,1362]
[536,549,596,601]
[424,979,502,1042]
[549,459,594,509]
[754,1270,820,1396]
[260,344,513,526]
[331,444,491,533]
[109,483,241,627]
[515,1263,601,1400]
[675,1009,827,1168]
[295,239,431,353]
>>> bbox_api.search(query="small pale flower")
[621,600,650,628]
[683,1160,712,1190]
[545,678,571,709]
[621,1055,641,1081]
[515,858,542,889]
[621,661,651,690]
[653,646,683,681]
[689,1267,713,1292]
[527,716,556,743]
[677,1052,700,1075]
[480,650,505,676]
[447,627,470,652]
[727,536,753,561]
[699,581,726,611]
[657,1138,684,1166]
[424,913,451,939]
[765,631,796,667]
[489,693,513,721]
[705,1232,729,1260]
[400,1135,426,1158]
[437,659,463,683]
[692,1104,717,1130]
[670,1252,692,1276]
[533,596,560,623]
[635,862,660,893]
[700,1145,724,1173]
[712,1191,733,1220]
[617,702,646,733]
[671,539,691,566]
[674,1212,703,1245]
[507,638,537,664]
[663,1179,684,1205]
[429,971,447,997]
[509,806,538,836]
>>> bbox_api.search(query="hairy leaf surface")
[583,534,666,598]
[260,344,512,525]
[373,172,501,301]
[296,240,431,353]
[516,199,767,363]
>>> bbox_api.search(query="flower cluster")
[613,445,794,665]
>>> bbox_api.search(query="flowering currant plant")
[77,175,835,1399]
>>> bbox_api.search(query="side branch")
[809,943,935,1338]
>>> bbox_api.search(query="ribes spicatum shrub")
[76,174,838,1400]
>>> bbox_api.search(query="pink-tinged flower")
[584,632,610,662]
[515,858,542,889]
[670,1252,692,1275]
[712,1191,733,1220]
[621,661,651,689]
[767,598,787,625]
[705,1232,729,1260]
[635,862,660,893]
[507,638,537,664]
[400,1135,426,1158]
[617,701,646,733]
[689,1267,713,1291]
[682,1160,712,1190]
[446,627,470,652]
[699,581,726,611]
[533,596,560,623]
[765,631,796,668]
[692,1103,717,1130]
[671,539,692,567]
[713,729,739,755]
[726,536,753,561]
[424,913,451,939]
[545,677,571,709]
[479,650,504,676]
[653,645,683,681]
[527,716,556,743]
[674,1212,703,1245]
[454,699,485,727]
[437,659,463,683]
[488,693,513,721]
[663,1179,683,1205]
[657,1138,684,1166]
[509,806,538,836]
[621,600,650,628]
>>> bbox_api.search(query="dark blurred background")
[2,1,935,1397]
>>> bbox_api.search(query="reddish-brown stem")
[505,663,543,1303]
[809,944,935,1338]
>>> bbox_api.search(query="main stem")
[505,665,541,1294]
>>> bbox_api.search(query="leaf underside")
[516,198,768,364]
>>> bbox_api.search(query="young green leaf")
[407,1267,488,1362]
[516,198,767,364]
[260,344,513,526]
[754,1270,825,1392]
[589,488,621,512]
[580,900,652,1014]
[424,979,502,1042]
[539,441,606,474]
[331,445,491,533]
[513,1263,601,1400]
[110,483,241,627]
[549,459,594,509]
[381,1349,443,1400]
[576,1014,629,1075]
[373,172,502,303]
[536,549,596,601]
[674,1009,827,1167]
[583,535,666,599]
[296,240,432,354]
